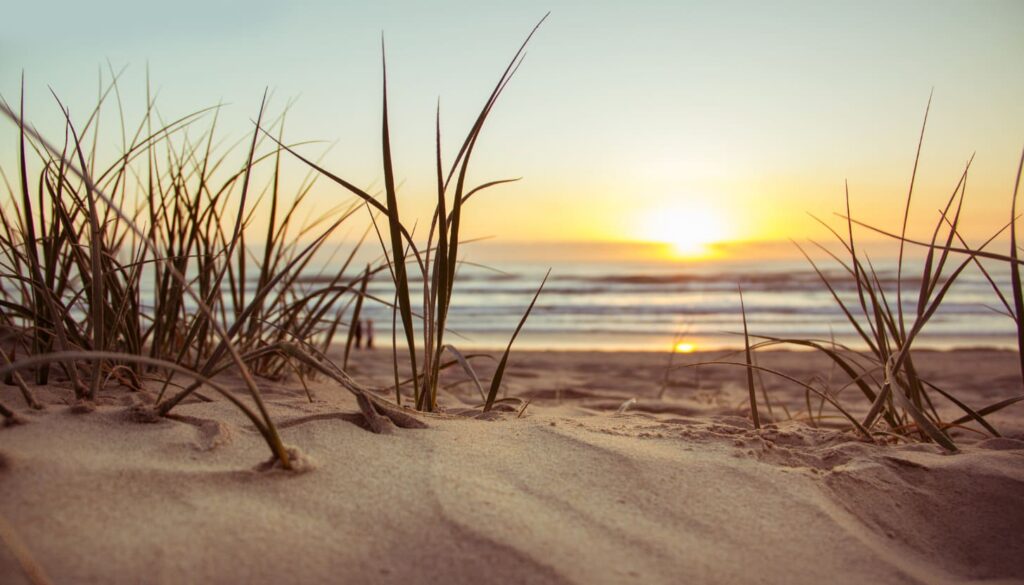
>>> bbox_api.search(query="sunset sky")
[3,0,1023,260]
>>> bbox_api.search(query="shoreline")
[439,345,1024,355]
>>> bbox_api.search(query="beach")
[5,1,1024,583]
[2,348,1022,585]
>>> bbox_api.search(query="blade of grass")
[443,344,486,402]
[379,39,420,407]
[484,269,549,412]
[738,286,760,429]
[1008,146,1024,388]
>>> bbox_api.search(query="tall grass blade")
[738,286,761,429]
[484,269,549,412]
[379,39,421,407]
[1008,146,1024,388]
[896,92,932,340]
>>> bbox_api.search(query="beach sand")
[1,348,1022,584]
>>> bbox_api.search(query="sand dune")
[1,349,1022,584]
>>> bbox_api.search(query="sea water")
[342,255,1019,352]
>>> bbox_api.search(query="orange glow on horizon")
[635,204,731,260]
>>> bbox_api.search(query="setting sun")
[674,342,697,353]
[638,204,729,259]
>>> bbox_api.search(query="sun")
[638,204,729,259]
[674,341,696,353]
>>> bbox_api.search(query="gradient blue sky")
[3,0,1023,256]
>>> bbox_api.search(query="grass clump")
[690,103,1024,449]
[0,80,370,468]
[271,15,551,413]
[0,19,551,468]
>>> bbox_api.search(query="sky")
[3,0,1023,261]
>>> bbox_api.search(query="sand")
[1,348,1022,584]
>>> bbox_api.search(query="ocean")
[343,254,1020,353]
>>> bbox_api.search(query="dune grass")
[698,109,1024,449]
[0,17,549,468]
[270,15,550,413]
[0,81,373,468]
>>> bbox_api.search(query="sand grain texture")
[1,349,1022,584]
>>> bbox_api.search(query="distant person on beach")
[354,320,363,349]
[366,319,375,349]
